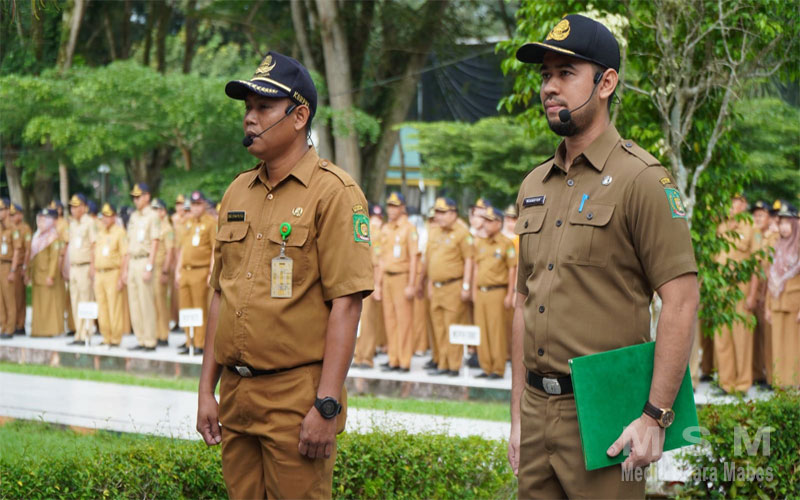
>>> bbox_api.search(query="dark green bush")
[677,388,800,499]
[0,421,514,499]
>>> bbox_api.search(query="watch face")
[321,400,336,417]
[662,410,675,428]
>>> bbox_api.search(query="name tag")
[0,243,6,255]
[192,234,200,247]
[271,255,293,298]
[523,195,546,207]
[393,244,402,259]
[74,237,82,248]
[137,229,145,242]
[102,246,110,257]
[227,211,245,222]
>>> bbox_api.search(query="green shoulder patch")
[353,213,370,243]
[664,188,687,219]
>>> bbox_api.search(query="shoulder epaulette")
[318,158,355,187]
[620,140,661,167]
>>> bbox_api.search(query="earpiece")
[593,72,603,84]
[285,103,297,115]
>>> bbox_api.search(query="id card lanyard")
[271,222,293,298]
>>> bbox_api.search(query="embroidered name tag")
[523,195,546,207]
[227,211,245,222]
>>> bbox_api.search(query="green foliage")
[677,389,800,499]
[0,420,515,500]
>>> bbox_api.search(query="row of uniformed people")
[0,186,218,356]
[697,196,800,392]
[353,193,520,378]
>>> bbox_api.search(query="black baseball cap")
[516,14,620,72]
[225,51,317,121]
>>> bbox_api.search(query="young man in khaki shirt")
[92,203,128,347]
[0,199,22,339]
[196,51,373,499]
[10,203,31,335]
[66,193,97,345]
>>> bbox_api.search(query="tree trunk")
[143,2,154,66]
[31,3,44,63]
[103,9,117,61]
[32,168,54,210]
[3,147,24,207]
[315,0,361,183]
[58,160,69,205]
[180,145,192,171]
[60,0,87,71]
[290,0,333,160]
[155,1,171,74]
[182,0,197,74]
[120,0,131,59]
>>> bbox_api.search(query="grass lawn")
[0,362,510,422]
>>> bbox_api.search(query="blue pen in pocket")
[579,193,589,213]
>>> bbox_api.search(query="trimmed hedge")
[0,421,515,499]
[677,388,800,499]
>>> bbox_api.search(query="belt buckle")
[542,377,561,395]
[480,286,488,292]
[235,365,253,378]
[434,282,443,288]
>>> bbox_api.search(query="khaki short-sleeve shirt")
[209,147,374,370]
[68,215,96,265]
[127,206,161,258]
[181,214,216,268]
[378,215,418,274]
[426,222,473,283]
[475,232,516,287]
[94,224,128,270]
[515,125,697,376]
[0,223,22,262]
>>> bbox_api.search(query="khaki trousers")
[69,263,94,341]
[127,258,157,348]
[354,294,382,367]
[14,269,25,330]
[715,284,753,393]
[179,267,210,348]
[475,287,508,376]
[64,281,76,332]
[430,280,466,371]
[519,385,646,499]
[94,268,124,345]
[752,298,770,383]
[121,285,131,334]
[154,273,170,342]
[0,262,16,333]
[412,294,430,353]
[381,272,414,369]
[700,327,714,376]
[219,363,346,500]
[769,308,800,387]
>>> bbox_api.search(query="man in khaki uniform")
[177,191,216,355]
[196,51,374,499]
[66,194,97,345]
[421,197,473,376]
[171,194,188,332]
[10,204,31,335]
[0,199,22,338]
[745,200,773,386]
[124,182,161,351]
[510,15,699,497]
[472,207,516,379]
[375,192,418,372]
[92,204,127,347]
[353,204,385,368]
[151,199,174,346]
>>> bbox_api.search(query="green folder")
[568,341,698,471]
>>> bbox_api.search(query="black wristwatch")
[314,397,342,419]
[643,400,675,428]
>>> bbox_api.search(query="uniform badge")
[659,177,672,185]
[353,213,370,243]
[292,207,303,217]
[523,195,546,207]
[227,211,245,222]
[664,188,687,219]
[352,204,363,213]
[602,176,613,185]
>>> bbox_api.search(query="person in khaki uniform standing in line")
[352,204,385,368]
[510,15,699,497]
[151,199,174,346]
[65,194,96,345]
[91,204,127,347]
[745,200,775,386]
[124,183,161,351]
[374,192,418,373]
[51,200,76,336]
[170,194,188,333]
[176,191,216,355]
[10,204,31,335]
[0,199,22,339]
[196,51,374,499]
[421,196,474,377]
[472,207,516,379]
[27,209,63,337]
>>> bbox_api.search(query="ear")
[597,68,618,101]
[293,105,311,132]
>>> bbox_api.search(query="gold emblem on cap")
[546,19,571,41]
[130,184,143,197]
[773,200,782,210]
[254,54,277,77]
[101,203,114,216]
[292,207,303,217]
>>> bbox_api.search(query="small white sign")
[449,324,480,345]
[77,302,98,319]
[179,308,203,327]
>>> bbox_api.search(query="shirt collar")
[248,147,319,190]
[543,124,621,181]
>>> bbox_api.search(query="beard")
[545,97,598,137]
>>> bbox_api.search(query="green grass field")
[0,362,510,422]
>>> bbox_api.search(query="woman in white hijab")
[28,209,64,337]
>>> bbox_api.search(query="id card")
[0,243,6,255]
[102,246,110,257]
[192,234,200,247]
[137,229,145,242]
[393,244,402,259]
[74,237,82,248]
[271,254,293,298]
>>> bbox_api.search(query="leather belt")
[71,262,90,266]
[527,371,573,396]
[227,360,321,378]
[96,267,119,273]
[0,260,11,264]
[131,255,149,259]
[478,284,506,292]
[384,270,408,276]
[433,277,462,288]
[183,265,206,270]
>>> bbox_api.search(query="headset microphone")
[558,72,603,123]
[242,103,299,147]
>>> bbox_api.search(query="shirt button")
[587,213,594,220]
[524,220,529,228]
[267,194,273,200]
[538,348,544,356]
[547,263,554,271]
[555,219,562,227]
[256,233,263,240]
[538,305,545,313]
[236,310,242,317]
[246,272,252,279]
[567,179,574,187]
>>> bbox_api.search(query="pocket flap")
[267,224,309,247]
[216,222,249,242]
[515,209,547,235]
[568,203,614,227]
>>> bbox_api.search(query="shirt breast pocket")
[564,203,615,267]
[216,222,249,279]
[515,209,547,270]
[266,224,310,285]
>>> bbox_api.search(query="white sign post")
[449,324,481,380]
[77,302,98,347]
[179,308,203,356]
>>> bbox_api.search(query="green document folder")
[568,341,698,471]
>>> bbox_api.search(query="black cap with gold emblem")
[516,14,620,72]
[225,51,317,120]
